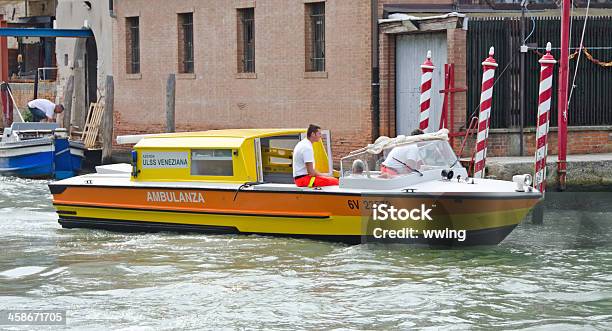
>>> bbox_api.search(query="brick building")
[110,0,612,161]
[112,0,373,159]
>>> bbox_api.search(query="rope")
[530,47,611,67]
[568,0,590,106]
[583,48,612,67]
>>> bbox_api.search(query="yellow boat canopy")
[130,128,332,183]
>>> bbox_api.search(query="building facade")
[55,0,114,128]
[109,0,612,161]
[112,0,374,159]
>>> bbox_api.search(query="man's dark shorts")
[28,107,47,122]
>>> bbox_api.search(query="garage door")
[396,32,447,135]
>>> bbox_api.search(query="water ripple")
[0,178,611,329]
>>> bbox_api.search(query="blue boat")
[0,122,85,179]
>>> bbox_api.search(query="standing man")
[27,98,63,122]
[293,124,339,187]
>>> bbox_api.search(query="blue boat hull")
[0,138,85,179]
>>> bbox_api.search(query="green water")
[1,177,611,330]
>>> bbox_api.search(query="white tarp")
[350,129,449,155]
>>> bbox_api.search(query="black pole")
[371,0,380,141]
[519,3,526,156]
[33,68,39,99]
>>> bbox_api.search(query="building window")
[305,2,325,72]
[126,16,140,74]
[191,149,234,176]
[178,12,194,74]
[237,8,255,73]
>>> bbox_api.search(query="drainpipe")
[371,0,380,141]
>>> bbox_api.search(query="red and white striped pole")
[534,42,556,193]
[419,50,435,132]
[473,46,498,179]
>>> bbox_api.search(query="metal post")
[557,0,571,191]
[519,3,526,156]
[371,0,379,141]
[102,75,114,164]
[33,68,39,99]
[0,16,10,126]
[166,74,176,133]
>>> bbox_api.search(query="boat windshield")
[340,140,460,178]
[415,140,459,170]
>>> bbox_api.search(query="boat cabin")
[129,128,467,189]
[130,129,334,183]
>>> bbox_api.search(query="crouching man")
[293,124,339,187]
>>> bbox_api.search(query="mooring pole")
[473,47,498,179]
[166,73,176,133]
[557,0,571,191]
[419,50,434,132]
[532,42,556,225]
[62,75,74,131]
[102,75,114,164]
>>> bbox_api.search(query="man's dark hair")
[307,124,321,138]
[411,128,424,136]
[58,104,65,112]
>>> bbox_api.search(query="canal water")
[1,176,611,330]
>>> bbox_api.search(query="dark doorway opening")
[85,36,98,105]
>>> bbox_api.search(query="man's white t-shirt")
[382,144,419,170]
[292,138,315,177]
[28,99,56,119]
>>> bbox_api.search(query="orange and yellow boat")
[49,128,540,246]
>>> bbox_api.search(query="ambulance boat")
[48,129,540,246]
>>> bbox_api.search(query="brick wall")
[379,33,396,138]
[446,28,467,151]
[113,0,373,161]
[456,128,612,160]
[8,82,57,118]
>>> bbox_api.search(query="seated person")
[380,129,424,178]
[293,124,339,187]
[351,159,366,176]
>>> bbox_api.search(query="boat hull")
[50,184,539,246]
[0,138,84,179]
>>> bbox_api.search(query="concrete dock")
[486,153,612,189]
